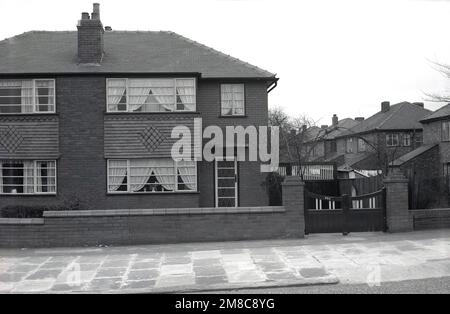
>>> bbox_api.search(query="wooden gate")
[304,188,387,234]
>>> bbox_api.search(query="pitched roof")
[338,102,432,137]
[421,103,450,123]
[0,31,275,78]
[390,144,438,166]
[323,118,361,140]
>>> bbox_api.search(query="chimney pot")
[355,117,365,122]
[105,26,112,31]
[92,3,100,20]
[332,114,339,126]
[81,12,90,20]
[413,102,424,108]
[381,101,390,112]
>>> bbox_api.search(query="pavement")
[0,229,449,293]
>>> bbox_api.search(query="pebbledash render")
[0,3,278,211]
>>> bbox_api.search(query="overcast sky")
[1,0,450,125]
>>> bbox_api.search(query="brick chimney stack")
[77,3,104,64]
[381,101,390,113]
[332,114,338,126]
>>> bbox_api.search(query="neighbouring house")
[333,101,431,173]
[0,3,278,210]
[391,103,450,208]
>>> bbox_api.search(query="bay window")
[221,84,245,116]
[107,78,196,113]
[0,79,55,114]
[107,158,197,193]
[0,160,56,194]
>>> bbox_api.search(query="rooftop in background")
[0,31,276,79]
[338,101,432,137]
[322,118,361,140]
[420,103,450,123]
[390,144,438,166]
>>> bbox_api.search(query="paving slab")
[2,230,450,293]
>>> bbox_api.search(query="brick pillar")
[282,176,305,238]
[384,168,413,232]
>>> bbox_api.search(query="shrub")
[263,172,284,206]
[1,195,89,218]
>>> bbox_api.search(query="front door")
[215,157,238,207]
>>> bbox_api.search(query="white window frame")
[442,121,450,142]
[0,79,56,114]
[220,83,245,116]
[0,160,57,195]
[357,138,366,152]
[215,156,238,208]
[106,78,196,113]
[386,133,400,147]
[346,138,353,153]
[403,133,411,147]
[107,159,197,194]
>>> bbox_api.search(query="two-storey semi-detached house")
[392,103,450,179]
[0,4,277,211]
[334,101,431,172]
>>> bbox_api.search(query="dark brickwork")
[0,77,270,210]
[0,178,303,248]
[384,169,413,232]
[411,209,450,230]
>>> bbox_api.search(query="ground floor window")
[107,158,197,193]
[0,160,56,194]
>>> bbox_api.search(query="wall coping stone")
[0,218,44,225]
[43,206,286,218]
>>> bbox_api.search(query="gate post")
[282,176,305,238]
[383,167,413,232]
[342,194,350,236]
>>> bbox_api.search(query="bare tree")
[424,60,450,102]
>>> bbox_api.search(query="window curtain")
[23,161,34,194]
[151,158,175,191]
[130,159,153,192]
[176,79,195,111]
[128,79,151,112]
[108,80,126,111]
[21,80,33,113]
[177,161,196,190]
[221,84,233,115]
[149,80,175,112]
[108,160,127,192]
[232,84,244,114]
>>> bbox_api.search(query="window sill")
[0,112,57,117]
[0,193,57,197]
[106,191,200,196]
[105,111,200,115]
[219,115,248,118]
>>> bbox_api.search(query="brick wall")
[411,209,450,230]
[0,177,304,248]
[0,77,270,210]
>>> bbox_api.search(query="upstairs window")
[386,133,400,147]
[107,158,197,193]
[0,79,55,114]
[358,138,366,152]
[221,84,245,116]
[0,160,56,195]
[403,133,411,147]
[107,78,196,113]
[346,138,353,153]
[442,121,450,142]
